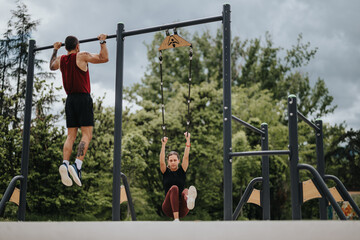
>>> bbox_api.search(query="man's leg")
[69,126,93,186]
[63,127,78,160]
[59,127,78,186]
[76,126,93,161]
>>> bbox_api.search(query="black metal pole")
[112,23,124,221]
[120,173,137,221]
[232,115,265,135]
[0,175,24,215]
[298,164,346,220]
[17,39,36,221]
[123,16,223,37]
[297,111,320,131]
[232,177,263,220]
[34,34,117,52]
[229,150,290,157]
[222,3,232,221]
[315,119,327,220]
[324,175,360,218]
[33,16,224,52]
[261,123,270,220]
[288,95,302,220]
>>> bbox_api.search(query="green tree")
[0,29,13,115]
[7,0,41,128]
[0,1,59,220]
[326,128,360,190]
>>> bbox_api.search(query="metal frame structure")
[288,95,351,220]
[112,4,229,221]
[297,100,360,220]
[231,116,271,220]
[228,95,360,221]
[1,4,230,221]
[229,115,291,220]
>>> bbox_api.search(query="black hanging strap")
[186,45,193,135]
[159,50,166,137]
[159,35,193,138]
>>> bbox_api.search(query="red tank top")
[60,53,90,94]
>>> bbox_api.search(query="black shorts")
[65,93,94,128]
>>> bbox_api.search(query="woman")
[160,132,197,221]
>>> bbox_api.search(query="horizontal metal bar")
[123,15,223,37]
[34,34,117,52]
[33,15,222,52]
[297,111,320,131]
[232,115,264,135]
[229,150,290,157]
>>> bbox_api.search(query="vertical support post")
[288,95,301,220]
[222,3,232,220]
[112,23,125,221]
[261,123,270,220]
[316,119,327,219]
[18,39,36,221]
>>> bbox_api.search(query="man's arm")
[80,34,109,64]
[160,137,168,174]
[49,42,62,70]
[182,132,191,172]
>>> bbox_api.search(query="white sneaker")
[68,164,82,187]
[187,185,197,210]
[173,219,180,222]
[59,163,72,186]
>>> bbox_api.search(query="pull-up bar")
[34,35,117,52]
[33,15,223,52]
[123,15,223,37]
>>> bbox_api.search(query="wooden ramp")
[1,221,360,240]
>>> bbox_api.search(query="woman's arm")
[160,137,168,174]
[182,132,191,172]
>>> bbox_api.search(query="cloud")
[1,0,359,130]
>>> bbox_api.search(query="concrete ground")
[1,221,360,240]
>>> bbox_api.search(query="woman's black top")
[162,165,186,197]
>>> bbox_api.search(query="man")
[50,34,109,187]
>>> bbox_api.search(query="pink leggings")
[162,185,189,219]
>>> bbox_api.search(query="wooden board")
[302,179,344,203]
[9,187,20,205]
[302,179,322,203]
[247,188,261,206]
[120,185,128,204]
[329,187,343,202]
[158,34,191,51]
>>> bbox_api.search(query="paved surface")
[1,221,360,240]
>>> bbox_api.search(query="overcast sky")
[1,0,359,130]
